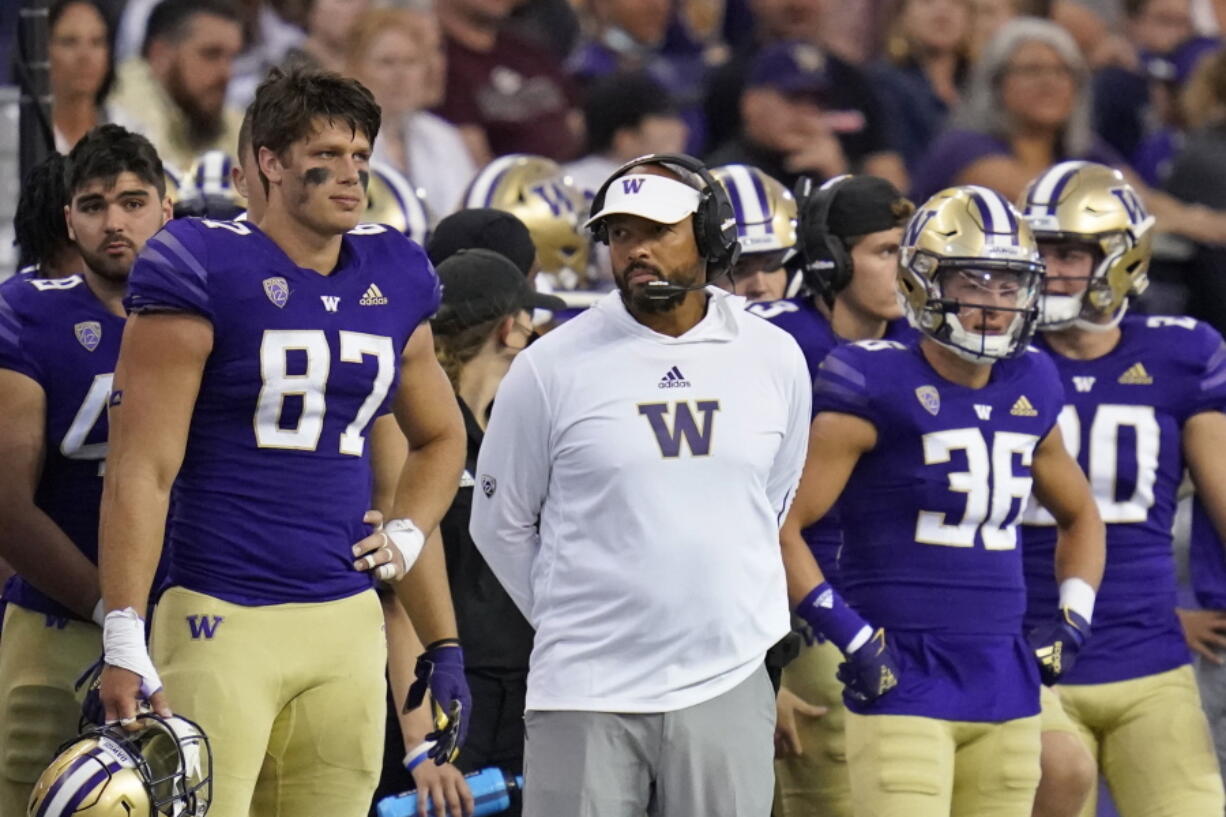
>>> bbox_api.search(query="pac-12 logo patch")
[74,321,102,352]
[263,276,290,308]
[915,385,940,416]
[481,475,497,498]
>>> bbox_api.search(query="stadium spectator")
[871,0,972,171]
[435,0,581,165]
[565,71,688,197]
[1093,0,1195,164]
[49,0,115,152]
[107,0,244,174]
[346,8,476,218]
[13,152,82,278]
[568,0,710,153]
[706,41,907,190]
[912,16,1226,245]
[505,0,581,58]
[1131,35,1222,186]
[284,0,370,74]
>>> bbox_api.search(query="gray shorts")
[521,665,776,817]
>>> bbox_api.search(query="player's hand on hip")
[837,628,901,703]
[1028,608,1090,685]
[409,755,475,817]
[774,687,827,758]
[405,641,472,763]
[1177,608,1226,665]
[353,516,426,582]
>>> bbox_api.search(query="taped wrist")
[103,608,163,699]
[385,518,426,571]
[1059,577,1096,625]
[796,582,872,655]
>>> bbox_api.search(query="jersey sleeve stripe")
[819,354,868,389]
[0,291,21,348]
[150,230,210,290]
[138,247,210,304]
[1202,342,1226,392]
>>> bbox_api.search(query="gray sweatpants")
[521,665,776,817]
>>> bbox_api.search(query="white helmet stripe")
[966,185,1016,246]
[1028,160,1085,214]
[724,164,770,239]
[40,752,121,817]
[464,155,521,209]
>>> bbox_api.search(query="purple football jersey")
[0,274,124,620]
[748,296,914,584]
[125,219,440,605]
[814,337,1063,720]
[1022,315,1226,684]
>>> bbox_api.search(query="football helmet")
[1019,161,1154,331]
[28,715,211,817]
[367,159,431,246]
[899,185,1045,362]
[709,164,797,272]
[463,154,590,288]
[173,151,247,220]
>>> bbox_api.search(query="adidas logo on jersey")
[659,366,690,389]
[1118,362,1153,385]
[360,283,389,306]
[1011,395,1038,417]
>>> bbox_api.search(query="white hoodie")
[470,288,811,713]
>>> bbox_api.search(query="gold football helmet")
[366,159,431,246]
[899,185,1045,362]
[463,154,591,289]
[709,164,798,270]
[173,151,247,220]
[28,715,211,817]
[1019,161,1154,331]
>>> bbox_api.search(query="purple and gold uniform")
[814,336,1061,816]
[748,296,912,817]
[1021,314,1226,817]
[0,274,122,811]
[125,217,440,817]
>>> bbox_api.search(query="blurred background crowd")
[9,0,1226,319]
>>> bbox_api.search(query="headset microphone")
[642,278,711,300]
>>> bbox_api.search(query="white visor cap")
[585,174,702,229]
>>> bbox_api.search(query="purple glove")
[836,628,901,703]
[1028,609,1090,686]
[797,582,901,704]
[404,640,471,764]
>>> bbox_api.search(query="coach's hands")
[409,756,475,817]
[406,641,472,764]
[774,687,828,758]
[1029,608,1090,685]
[837,628,900,703]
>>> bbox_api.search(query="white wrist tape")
[1059,577,1096,625]
[385,518,426,572]
[91,599,106,628]
[403,739,436,772]
[103,608,163,699]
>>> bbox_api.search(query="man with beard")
[109,0,243,175]
[469,154,812,816]
[0,124,171,814]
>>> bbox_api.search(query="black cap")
[433,249,566,332]
[822,176,908,239]
[427,209,537,277]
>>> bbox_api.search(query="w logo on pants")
[186,615,225,639]
[638,400,720,457]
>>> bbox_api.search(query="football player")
[0,124,171,814]
[1019,161,1226,817]
[748,173,915,817]
[709,163,797,303]
[96,67,470,817]
[781,185,1106,817]
[12,151,82,279]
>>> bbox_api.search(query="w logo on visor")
[622,178,646,195]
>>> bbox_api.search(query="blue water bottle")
[376,754,523,817]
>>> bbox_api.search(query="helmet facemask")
[903,254,1043,362]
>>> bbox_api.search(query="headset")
[589,153,741,299]
[794,174,855,303]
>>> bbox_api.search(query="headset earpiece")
[797,174,855,299]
